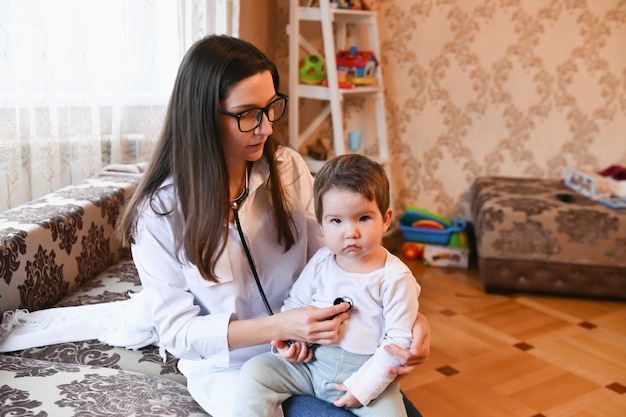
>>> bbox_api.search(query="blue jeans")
[283,392,422,417]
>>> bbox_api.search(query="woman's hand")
[276,303,350,346]
[227,303,350,350]
[384,313,431,382]
[332,384,362,409]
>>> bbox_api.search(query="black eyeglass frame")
[219,93,288,133]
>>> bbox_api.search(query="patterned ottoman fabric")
[470,176,626,299]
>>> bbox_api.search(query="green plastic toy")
[405,205,453,227]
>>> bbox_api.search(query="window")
[0,0,239,211]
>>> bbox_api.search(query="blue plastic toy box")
[399,211,466,245]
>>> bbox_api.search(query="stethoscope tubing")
[232,206,275,317]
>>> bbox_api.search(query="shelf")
[289,0,389,172]
[298,6,376,23]
[297,84,383,100]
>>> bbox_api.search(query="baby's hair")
[313,154,390,223]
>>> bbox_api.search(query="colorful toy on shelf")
[298,55,327,85]
[331,0,352,8]
[336,46,378,86]
[322,78,354,89]
[330,0,376,9]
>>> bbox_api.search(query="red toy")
[322,78,353,89]
[336,46,378,86]
[402,242,425,260]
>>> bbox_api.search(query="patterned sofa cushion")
[0,355,209,417]
[0,172,142,314]
[0,166,212,416]
[4,258,186,385]
[0,258,210,416]
[470,176,626,299]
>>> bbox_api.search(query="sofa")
[0,165,210,417]
[470,176,626,299]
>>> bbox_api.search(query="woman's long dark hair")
[117,35,296,282]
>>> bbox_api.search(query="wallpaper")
[264,0,626,219]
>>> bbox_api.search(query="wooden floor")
[398,260,626,417]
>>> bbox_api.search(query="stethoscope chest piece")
[333,296,353,311]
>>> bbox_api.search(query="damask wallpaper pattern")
[267,0,626,218]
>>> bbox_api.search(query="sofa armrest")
[0,172,141,314]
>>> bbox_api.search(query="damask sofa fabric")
[470,176,626,299]
[0,166,210,416]
[0,170,139,314]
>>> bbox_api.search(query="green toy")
[405,205,453,226]
[298,55,327,85]
[448,231,468,248]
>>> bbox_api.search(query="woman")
[116,34,430,417]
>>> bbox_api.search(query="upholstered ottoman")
[470,176,626,299]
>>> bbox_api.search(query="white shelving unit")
[288,0,389,172]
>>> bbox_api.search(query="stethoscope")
[229,168,275,317]
[229,168,353,319]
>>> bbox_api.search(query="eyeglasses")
[219,93,288,133]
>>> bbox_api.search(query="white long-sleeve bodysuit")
[282,246,421,406]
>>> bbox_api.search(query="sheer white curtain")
[0,0,239,212]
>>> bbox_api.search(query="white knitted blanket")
[0,291,162,358]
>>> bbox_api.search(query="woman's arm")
[384,313,431,379]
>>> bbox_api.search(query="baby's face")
[319,188,390,263]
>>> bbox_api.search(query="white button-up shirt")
[130,146,322,417]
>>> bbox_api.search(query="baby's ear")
[382,208,393,229]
